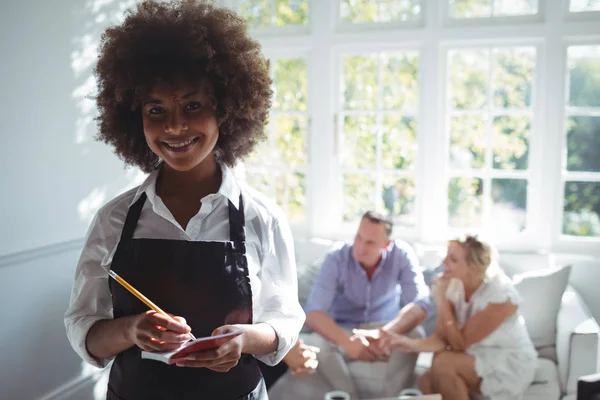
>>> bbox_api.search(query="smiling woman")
[94,0,272,172]
[64,1,305,399]
[141,83,220,173]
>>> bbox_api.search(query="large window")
[244,57,309,224]
[446,46,535,236]
[221,0,600,255]
[338,51,419,226]
[562,45,600,238]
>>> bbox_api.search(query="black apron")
[106,192,263,399]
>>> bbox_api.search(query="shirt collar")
[129,163,241,209]
[350,244,391,274]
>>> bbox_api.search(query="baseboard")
[37,371,104,400]
[0,238,84,269]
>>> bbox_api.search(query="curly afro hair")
[94,0,272,172]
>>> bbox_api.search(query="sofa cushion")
[513,265,572,350]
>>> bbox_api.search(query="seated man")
[304,211,431,399]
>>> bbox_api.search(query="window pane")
[570,0,600,12]
[245,133,271,167]
[450,115,486,169]
[380,176,416,226]
[493,47,535,109]
[340,0,377,23]
[246,170,272,197]
[275,171,306,222]
[448,177,483,228]
[491,178,527,234]
[274,115,307,168]
[567,116,600,172]
[449,0,537,18]
[493,116,530,170]
[568,46,600,108]
[274,0,309,26]
[563,181,600,237]
[238,0,271,29]
[378,0,422,22]
[273,58,307,112]
[449,50,489,110]
[494,0,538,16]
[340,0,421,23]
[449,0,492,18]
[343,174,376,221]
[341,115,377,169]
[343,55,378,110]
[381,52,419,110]
[381,115,417,170]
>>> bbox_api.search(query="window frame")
[565,0,600,19]
[224,0,311,35]
[332,42,424,241]
[216,0,600,257]
[335,0,426,32]
[441,0,544,27]
[440,41,543,249]
[556,39,600,249]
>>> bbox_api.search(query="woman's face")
[141,82,219,172]
[442,241,472,280]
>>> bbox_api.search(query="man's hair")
[361,211,393,237]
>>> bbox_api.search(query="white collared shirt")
[64,164,305,368]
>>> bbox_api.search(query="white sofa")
[275,238,600,400]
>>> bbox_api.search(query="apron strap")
[116,192,147,251]
[228,194,246,254]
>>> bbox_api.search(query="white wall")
[0,1,139,399]
[0,0,143,258]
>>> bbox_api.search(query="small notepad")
[141,330,243,365]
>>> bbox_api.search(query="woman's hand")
[377,330,417,355]
[282,339,320,376]
[432,275,450,305]
[172,325,245,372]
[126,311,191,352]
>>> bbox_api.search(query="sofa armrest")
[556,286,600,396]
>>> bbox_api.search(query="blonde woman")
[377,235,537,400]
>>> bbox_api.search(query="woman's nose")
[165,106,188,134]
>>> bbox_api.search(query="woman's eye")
[186,102,201,111]
[148,107,164,115]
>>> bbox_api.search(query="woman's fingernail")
[185,356,196,361]
[176,363,184,367]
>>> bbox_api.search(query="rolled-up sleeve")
[64,213,115,369]
[397,242,432,316]
[253,216,305,366]
[304,251,340,314]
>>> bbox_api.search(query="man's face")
[352,218,390,268]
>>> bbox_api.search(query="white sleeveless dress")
[445,276,538,400]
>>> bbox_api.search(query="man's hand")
[342,332,384,362]
[376,330,417,355]
[172,325,244,372]
[282,339,320,376]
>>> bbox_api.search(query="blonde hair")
[451,235,495,276]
